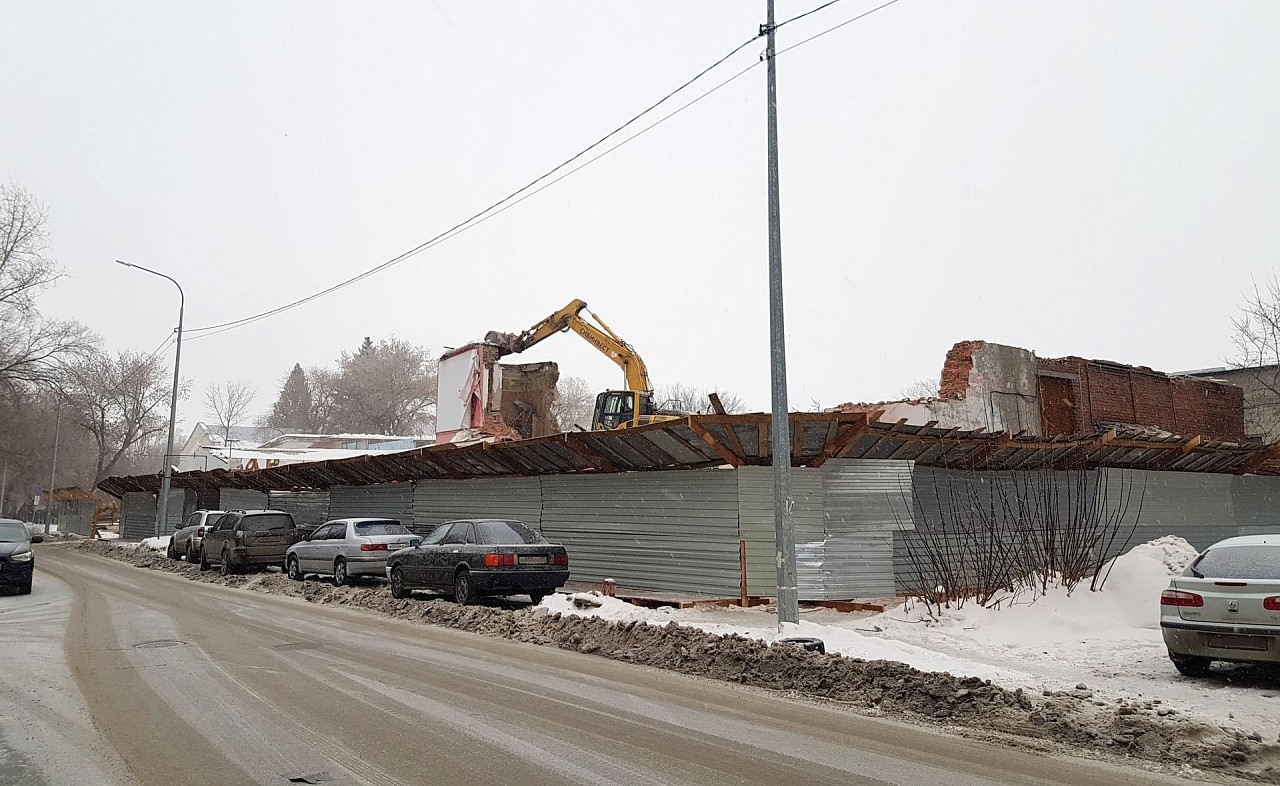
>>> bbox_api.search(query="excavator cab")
[592,390,683,430]
[592,390,642,430]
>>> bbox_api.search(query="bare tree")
[653,383,749,414]
[60,349,177,483]
[1231,276,1280,437]
[552,375,595,431]
[333,336,437,435]
[900,378,938,400]
[0,184,62,308]
[204,380,257,458]
[0,184,95,391]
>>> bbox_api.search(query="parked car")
[199,510,299,575]
[386,519,568,605]
[168,509,225,562]
[0,518,41,595]
[1162,534,1280,676]
[285,518,420,585]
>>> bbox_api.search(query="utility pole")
[0,458,8,518]
[117,261,184,538]
[764,0,798,626]
[44,406,60,536]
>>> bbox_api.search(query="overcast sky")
[4,1,1279,435]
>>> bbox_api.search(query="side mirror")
[410,539,422,548]
[30,535,44,544]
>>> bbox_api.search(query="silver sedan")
[285,518,420,586]
[1162,534,1280,676]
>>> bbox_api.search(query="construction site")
[99,301,1280,606]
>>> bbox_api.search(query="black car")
[199,509,300,575]
[0,519,41,595]
[386,519,568,605]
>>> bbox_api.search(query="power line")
[775,0,902,57]
[775,0,850,29]
[185,0,905,341]
[185,34,764,337]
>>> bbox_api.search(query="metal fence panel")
[328,483,414,528]
[541,469,741,597]
[121,492,155,540]
[267,491,331,532]
[736,466,825,598]
[218,489,267,512]
[53,501,95,536]
[412,478,542,535]
[819,459,913,599]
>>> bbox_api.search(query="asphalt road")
[0,546,1204,786]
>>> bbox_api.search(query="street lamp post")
[116,260,184,538]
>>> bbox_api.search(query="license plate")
[390,542,408,550]
[518,555,548,566]
[1206,633,1269,651]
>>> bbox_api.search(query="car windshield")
[1187,545,1280,580]
[0,523,28,543]
[244,514,293,533]
[354,521,410,536]
[474,520,544,545]
[420,524,451,545]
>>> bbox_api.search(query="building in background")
[1178,365,1280,442]
[176,425,432,472]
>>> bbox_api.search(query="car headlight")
[11,549,33,562]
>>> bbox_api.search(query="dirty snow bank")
[65,538,1280,781]
[137,535,171,551]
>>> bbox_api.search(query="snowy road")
[5,546,1200,786]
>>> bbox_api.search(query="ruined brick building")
[838,340,1247,442]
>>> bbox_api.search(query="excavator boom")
[484,299,684,430]
[484,299,652,393]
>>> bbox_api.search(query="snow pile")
[137,535,171,551]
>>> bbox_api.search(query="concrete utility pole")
[1,458,8,518]
[44,406,60,536]
[764,0,799,626]
[117,260,184,538]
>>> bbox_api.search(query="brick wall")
[939,340,984,400]
[1034,356,1244,441]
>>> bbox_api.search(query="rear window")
[474,520,544,545]
[243,514,294,533]
[1187,545,1280,580]
[354,521,410,536]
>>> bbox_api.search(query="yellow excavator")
[484,299,688,430]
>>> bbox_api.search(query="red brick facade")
[939,340,985,400]
[1035,356,1244,441]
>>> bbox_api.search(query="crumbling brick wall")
[495,362,561,439]
[940,340,985,400]
[1034,356,1244,441]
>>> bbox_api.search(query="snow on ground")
[97,531,120,540]
[137,535,171,551]
[544,537,1280,739]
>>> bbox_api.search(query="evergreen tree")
[266,363,313,431]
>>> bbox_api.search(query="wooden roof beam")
[687,419,743,468]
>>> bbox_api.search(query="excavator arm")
[484,299,653,393]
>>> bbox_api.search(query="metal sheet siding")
[736,467,825,598]
[218,489,267,512]
[267,491,331,532]
[53,501,96,536]
[819,459,913,599]
[1105,469,1237,552]
[412,478,542,535]
[541,469,740,597]
[1232,476,1280,536]
[328,484,414,528]
[121,492,155,540]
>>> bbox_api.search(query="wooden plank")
[717,422,747,459]
[687,419,743,467]
[562,433,619,473]
[758,422,768,459]
[810,419,873,468]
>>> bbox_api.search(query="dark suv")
[199,510,299,575]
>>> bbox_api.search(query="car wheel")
[454,568,475,606]
[529,591,548,605]
[1170,652,1212,677]
[219,549,235,577]
[287,556,304,581]
[199,546,211,571]
[334,559,349,587]
[18,578,32,595]
[390,566,409,599]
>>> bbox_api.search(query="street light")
[116,260,184,538]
